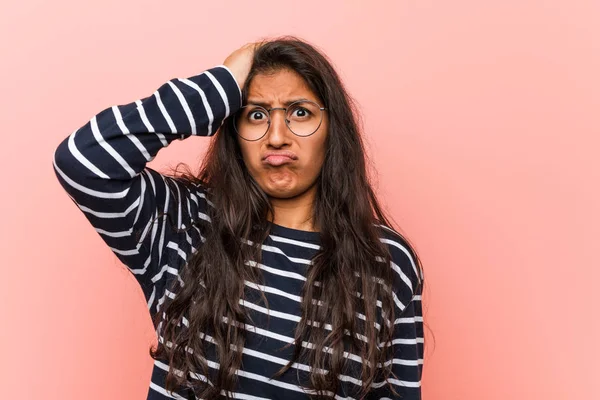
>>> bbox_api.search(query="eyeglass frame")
[233,99,328,142]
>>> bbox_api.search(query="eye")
[290,106,312,119]
[247,108,268,122]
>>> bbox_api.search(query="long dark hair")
[150,36,423,399]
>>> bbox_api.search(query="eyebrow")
[245,98,312,108]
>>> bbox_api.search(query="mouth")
[262,151,298,167]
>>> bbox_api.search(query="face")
[237,69,328,200]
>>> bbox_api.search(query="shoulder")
[375,223,424,306]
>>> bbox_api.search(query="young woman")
[53,37,425,400]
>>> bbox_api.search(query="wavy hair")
[150,36,423,399]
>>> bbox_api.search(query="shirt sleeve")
[52,65,242,309]
[369,231,425,399]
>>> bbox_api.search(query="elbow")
[52,133,83,190]
[52,136,72,175]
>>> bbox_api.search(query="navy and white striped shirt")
[53,65,424,399]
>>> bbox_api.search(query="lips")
[262,151,298,166]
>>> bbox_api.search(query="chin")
[262,172,297,197]
[264,185,301,199]
[255,171,317,200]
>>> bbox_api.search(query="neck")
[268,186,318,232]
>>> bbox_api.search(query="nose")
[266,109,290,147]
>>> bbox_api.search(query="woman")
[53,37,424,399]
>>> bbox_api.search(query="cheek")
[306,137,327,170]
[238,144,260,173]
[287,141,326,188]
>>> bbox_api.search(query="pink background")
[1,1,598,399]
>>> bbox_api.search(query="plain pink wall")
[1,0,598,399]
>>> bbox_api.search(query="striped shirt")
[53,65,424,399]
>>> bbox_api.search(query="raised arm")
[52,65,241,306]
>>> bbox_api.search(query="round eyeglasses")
[233,100,327,141]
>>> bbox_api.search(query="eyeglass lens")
[234,100,323,141]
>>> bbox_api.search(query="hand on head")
[223,42,261,89]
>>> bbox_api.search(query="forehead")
[246,69,320,104]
